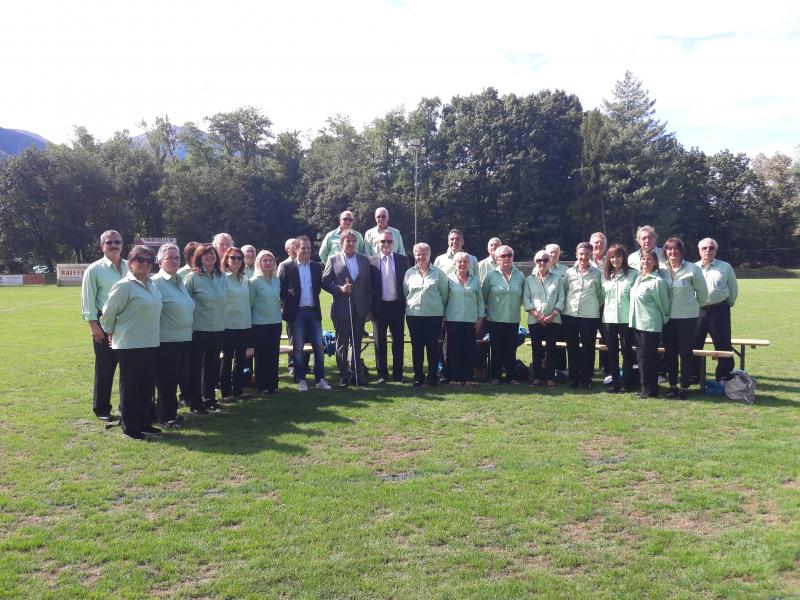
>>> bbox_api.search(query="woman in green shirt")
[601,244,638,393]
[220,247,252,401]
[524,249,563,386]
[185,243,227,414]
[404,243,449,386]
[100,245,162,440]
[445,253,484,385]
[152,243,195,428]
[629,249,670,399]
[662,237,708,399]
[561,242,604,389]
[250,250,283,395]
[482,245,526,385]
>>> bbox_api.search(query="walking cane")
[345,277,359,386]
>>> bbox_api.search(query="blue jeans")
[289,307,325,382]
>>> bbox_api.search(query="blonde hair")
[254,250,277,279]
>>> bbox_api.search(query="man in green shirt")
[693,238,739,381]
[319,211,365,264]
[81,229,128,421]
[434,229,478,277]
[477,237,502,283]
[363,207,406,257]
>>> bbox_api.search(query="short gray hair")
[156,242,180,262]
[340,229,357,242]
[100,230,121,244]
[413,242,431,256]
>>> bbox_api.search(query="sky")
[2,0,799,157]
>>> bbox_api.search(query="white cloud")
[1,0,798,156]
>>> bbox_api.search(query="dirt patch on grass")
[782,478,800,489]
[363,433,429,468]
[779,558,800,590]
[580,436,625,466]
[151,562,219,598]
[477,458,496,471]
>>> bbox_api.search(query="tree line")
[1,72,798,271]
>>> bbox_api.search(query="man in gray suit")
[322,230,372,387]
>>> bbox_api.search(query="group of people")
[81,207,738,440]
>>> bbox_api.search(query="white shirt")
[381,253,397,301]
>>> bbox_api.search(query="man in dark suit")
[279,235,331,391]
[322,230,372,387]
[369,229,410,384]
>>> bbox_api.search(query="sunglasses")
[498,253,512,259]
[104,240,122,246]
[133,256,154,264]
[228,256,243,261]
[379,240,393,245]
[700,246,717,251]
[535,258,550,264]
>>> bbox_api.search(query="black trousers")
[634,329,661,396]
[116,347,157,435]
[551,322,567,371]
[664,317,697,388]
[375,301,405,381]
[253,323,282,392]
[333,314,367,383]
[221,328,249,396]
[190,330,224,408]
[562,315,599,384]
[530,322,557,381]
[406,315,442,384]
[446,321,477,382]
[156,341,190,423]
[603,322,635,388]
[489,321,519,381]
[693,302,734,381]
[92,334,118,417]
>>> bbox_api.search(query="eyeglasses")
[498,253,513,259]
[228,256,243,261]
[379,240,393,245]
[133,256,154,264]
[104,240,122,246]
[341,217,353,222]
[700,246,717,251]
[535,258,550,264]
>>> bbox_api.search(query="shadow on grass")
[154,380,400,456]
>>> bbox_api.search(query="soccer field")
[0,282,798,598]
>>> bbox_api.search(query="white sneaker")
[298,380,309,392]
[315,379,332,390]
[603,375,613,385]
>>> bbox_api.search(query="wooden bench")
[704,337,770,371]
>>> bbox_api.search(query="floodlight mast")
[408,138,423,244]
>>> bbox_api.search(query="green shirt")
[249,275,282,325]
[363,226,405,257]
[319,228,365,264]
[81,256,129,321]
[696,259,738,307]
[177,264,192,281]
[224,272,252,330]
[482,267,525,323]
[445,274,484,323]
[434,251,478,277]
[629,272,670,333]
[185,270,227,332]
[477,256,498,283]
[601,268,638,324]
[100,273,162,349]
[549,262,568,279]
[152,271,195,342]
[523,271,564,325]
[244,264,255,279]
[661,261,708,319]
[403,265,449,317]
[561,266,604,318]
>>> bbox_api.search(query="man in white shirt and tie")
[369,230,410,384]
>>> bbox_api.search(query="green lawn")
[0,282,798,599]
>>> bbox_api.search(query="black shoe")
[607,386,621,394]
[338,379,349,388]
[97,414,118,422]
[439,376,449,384]
[142,426,162,435]
[638,391,649,399]
[666,387,678,399]
[412,380,424,387]
[583,381,593,390]
[688,376,700,385]
[678,388,689,400]
[205,402,221,412]
[123,431,145,440]
[190,407,209,415]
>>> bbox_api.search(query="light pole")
[408,138,423,244]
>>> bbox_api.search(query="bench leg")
[739,345,745,371]
[699,356,707,388]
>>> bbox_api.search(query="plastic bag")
[723,370,756,404]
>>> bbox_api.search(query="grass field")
[0,282,798,599]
